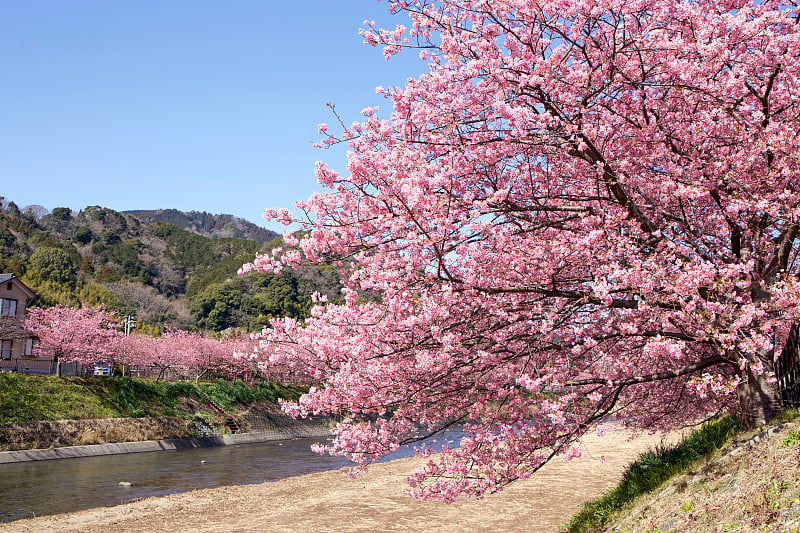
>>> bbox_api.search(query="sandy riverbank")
[0,427,683,533]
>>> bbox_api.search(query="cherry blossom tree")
[243,0,800,501]
[121,329,216,381]
[25,305,122,372]
[174,330,232,383]
[225,335,263,381]
[247,330,315,384]
[121,333,173,380]
[165,329,214,381]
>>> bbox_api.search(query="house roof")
[0,273,36,298]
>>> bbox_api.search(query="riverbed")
[0,429,463,523]
[0,427,683,532]
[0,437,343,522]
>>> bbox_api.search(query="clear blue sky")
[0,1,425,232]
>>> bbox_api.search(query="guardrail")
[0,359,86,376]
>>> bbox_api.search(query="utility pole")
[124,315,136,336]
[122,315,136,376]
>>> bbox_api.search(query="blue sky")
[0,1,425,232]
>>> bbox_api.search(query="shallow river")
[0,430,463,523]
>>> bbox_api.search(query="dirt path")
[1,428,683,533]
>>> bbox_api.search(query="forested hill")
[123,209,277,244]
[0,200,341,333]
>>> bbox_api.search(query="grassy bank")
[566,410,800,532]
[566,416,739,532]
[0,372,305,424]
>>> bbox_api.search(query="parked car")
[93,359,113,377]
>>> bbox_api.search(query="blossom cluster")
[243,0,800,502]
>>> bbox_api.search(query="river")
[0,430,463,523]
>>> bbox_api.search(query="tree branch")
[564,354,727,387]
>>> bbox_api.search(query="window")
[22,338,39,356]
[0,298,17,317]
[0,340,11,359]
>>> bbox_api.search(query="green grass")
[565,415,740,533]
[779,429,800,448]
[196,379,305,410]
[0,373,306,424]
[102,377,201,418]
[772,406,800,424]
[0,373,118,422]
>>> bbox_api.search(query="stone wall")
[0,417,199,451]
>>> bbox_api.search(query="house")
[0,273,41,370]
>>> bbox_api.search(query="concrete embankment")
[0,423,333,464]
[0,400,337,463]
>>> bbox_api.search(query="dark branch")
[564,354,726,387]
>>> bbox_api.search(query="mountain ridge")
[0,199,339,333]
[123,209,278,244]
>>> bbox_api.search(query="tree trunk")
[736,363,782,429]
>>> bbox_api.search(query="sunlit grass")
[0,373,305,424]
[0,373,116,422]
[565,415,740,533]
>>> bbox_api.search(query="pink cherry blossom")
[244,0,800,502]
[25,305,122,366]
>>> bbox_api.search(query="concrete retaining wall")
[0,424,333,464]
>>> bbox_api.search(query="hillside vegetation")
[124,208,278,243]
[0,199,341,332]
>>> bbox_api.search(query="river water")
[0,430,463,523]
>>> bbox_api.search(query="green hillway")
[0,373,307,451]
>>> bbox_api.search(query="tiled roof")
[0,273,15,284]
